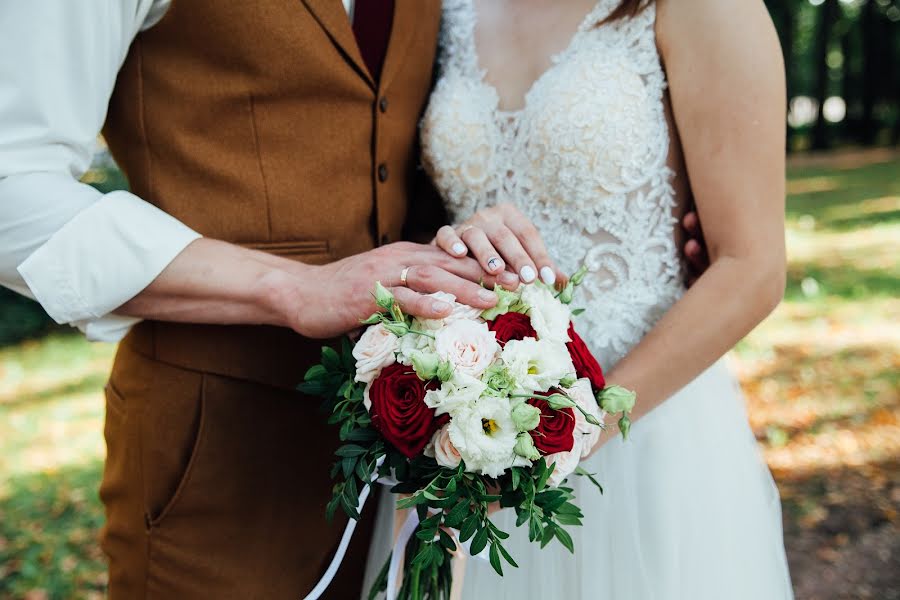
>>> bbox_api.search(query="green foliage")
[0,462,107,600]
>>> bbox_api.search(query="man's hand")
[433,203,564,287]
[681,209,709,286]
[276,242,503,339]
[117,239,502,339]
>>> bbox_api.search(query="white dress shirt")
[0,0,354,342]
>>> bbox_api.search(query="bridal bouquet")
[299,268,635,600]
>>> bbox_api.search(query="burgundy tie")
[351,0,395,83]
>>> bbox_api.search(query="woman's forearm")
[603,254,784,423]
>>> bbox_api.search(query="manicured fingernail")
[452,242,467,255]
[487,257,503,272]
[499,272,519,285]
[520,265,536,283]
[432,300,451,313]
[540,266,556,285]
[478,289,498,302]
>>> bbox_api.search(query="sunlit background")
[1,1,898,598]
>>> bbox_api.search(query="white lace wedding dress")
[364,0,794,597]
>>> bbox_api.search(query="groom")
[0,1,707,598]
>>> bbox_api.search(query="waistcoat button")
[380,233,391,245]
[379,97,389,113]
[377,163,389,182]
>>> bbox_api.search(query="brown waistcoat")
[103,0,441,388]
[97,1,442,597]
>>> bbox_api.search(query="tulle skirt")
[362,359,794,599]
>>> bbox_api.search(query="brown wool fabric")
[99,1,441,597]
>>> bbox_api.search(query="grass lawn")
[1,153,898,599]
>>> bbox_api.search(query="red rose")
[566,323,606,392]
[369,363,446,458]
[488,312,537,346]
[527,396,576,455]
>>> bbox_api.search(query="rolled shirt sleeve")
[0,0,201,342]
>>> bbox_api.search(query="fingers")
[685,239,708,270]
[404,264,499,310]
[435,225,468,257]
[682,211,701,237]
[457,227,521,289]
[502,208,560,286]
[391,286,455,319]
[480,221,538,284]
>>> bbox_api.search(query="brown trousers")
[99,327,376,598]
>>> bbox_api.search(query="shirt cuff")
[17,190,201,326]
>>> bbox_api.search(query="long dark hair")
[603,0,655,23]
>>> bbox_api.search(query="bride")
[366,0,793,597]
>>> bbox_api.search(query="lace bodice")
[421,0,685,368]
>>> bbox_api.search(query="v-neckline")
[465,0,605,116]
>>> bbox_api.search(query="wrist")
[254,262,319,332]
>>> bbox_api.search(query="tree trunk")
[859,0,878,145]
[811,0,839,150]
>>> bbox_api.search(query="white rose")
[424,424,462,468]
[434,319,500,379]
[521,284,572,344]
[353,324,400,384]
[449,395,518,477]
[501,338,575,393]
[363,381,373,412]
[566,379,606,458]
[545,440,583,487]
[424,372,486,417]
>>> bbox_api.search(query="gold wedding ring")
[399,266,411,286]
[457,224,475,236]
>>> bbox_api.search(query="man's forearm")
[115,238,304,329]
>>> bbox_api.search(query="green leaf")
[321,346,341,370]
[497,542,519,568]
[438,528,457,552]
[335,444,367,458]
[469,526,489,556]
[555,512,583,526]
[573,466,604,494]
[304,364,328,381]
[445,499,470,528]
[459,513,479,542]
[510,467,521,491]
[571,307,585,316]
[555,525,575,553]
[488,543,503,576]
[539,524,554,548]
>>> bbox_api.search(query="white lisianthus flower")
[521,283,572,344]
[545,439,583,487]
[423,372,486,417]
[416,292,485,331]
[353,323,400,383]
[424,423,462,468]
[449,395,518,477]
[434,319,500,379]
[566,379,606,458]
[501,338,575,393]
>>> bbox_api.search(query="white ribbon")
[301,455,488,600]
[302,455,386,600]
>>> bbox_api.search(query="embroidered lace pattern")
[421,0,685,367]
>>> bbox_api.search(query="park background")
[1,1,898,598]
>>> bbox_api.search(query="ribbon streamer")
[302,456,386,600]
[302,455,487,600]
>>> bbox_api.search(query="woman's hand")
[434,203,564,287]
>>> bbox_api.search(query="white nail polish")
[520,265,536,283]
[540,266,556,285]
[487,257,503,272]
[452,242,466,255]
